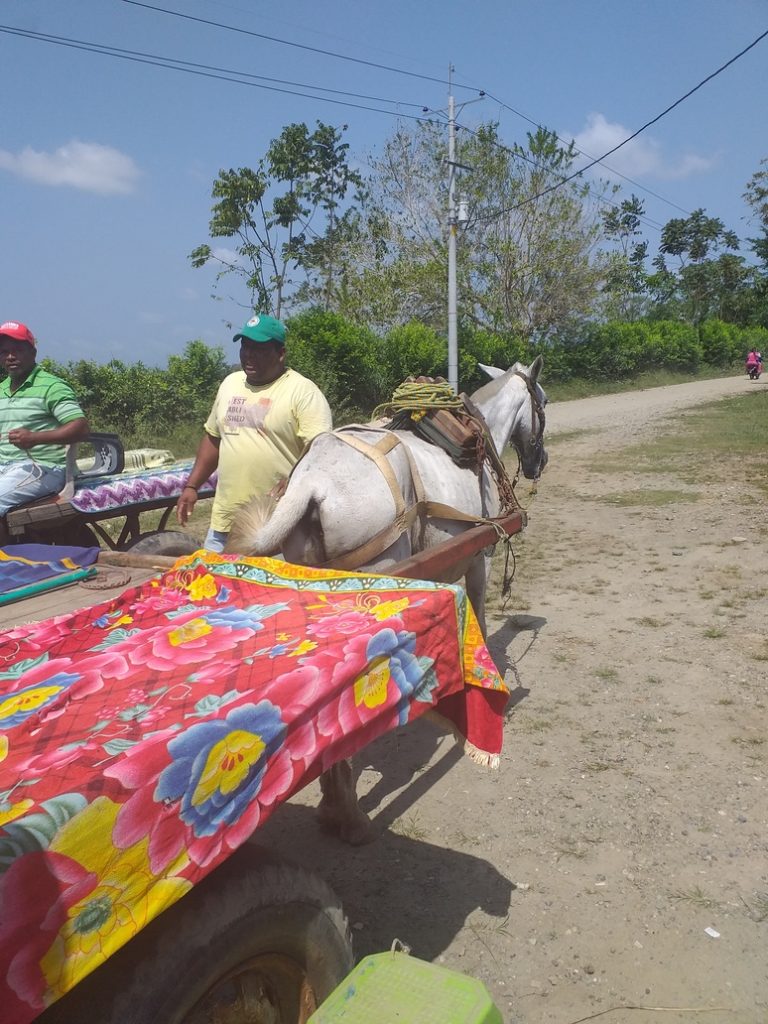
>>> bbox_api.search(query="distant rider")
[746,347,763,378]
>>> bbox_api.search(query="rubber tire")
[123,530,201,556]
[38,844,353,1024]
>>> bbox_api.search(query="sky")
[1,0,767,366]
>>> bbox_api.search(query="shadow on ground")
[486,612,547,701]
[258,794,515,963]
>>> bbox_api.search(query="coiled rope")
[372,378,463,420]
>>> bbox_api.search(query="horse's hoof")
[317,801,376,845]
[338,818,378,846]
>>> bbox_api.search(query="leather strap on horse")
[323,426,525,571]
[460,394,521,516]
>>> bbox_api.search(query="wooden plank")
[0,568,155,630]
[385,512,525,581]
[97,550,178,571]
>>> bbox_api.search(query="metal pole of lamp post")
[447,77,458,394]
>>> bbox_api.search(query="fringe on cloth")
[426,708,501,769]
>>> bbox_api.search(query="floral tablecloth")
[0,552,508,1023]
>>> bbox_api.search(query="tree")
[467,125,607,341]
[599,195,649,321]
[743,158,768,327]
[344,122,607,344]
[743,157,768,270]
[190,123,364,317]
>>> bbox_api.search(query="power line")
[489,25,768,218]
[482,92,692,217]
[453,118,668,234]
[120,0,481,91]
[0,25,440,121]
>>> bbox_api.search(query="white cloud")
[0,140,140,195]
[211,246,242,266]
[569,112,716,181]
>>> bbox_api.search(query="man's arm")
[7,416,90,450]
[176,432,221,526]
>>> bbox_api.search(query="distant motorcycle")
[747,363,762,380]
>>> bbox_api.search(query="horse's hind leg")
[318,759,376,845]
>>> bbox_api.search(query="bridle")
[513,370,546,455]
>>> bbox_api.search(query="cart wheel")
[37,844,353,1024]
[124,530,201,556]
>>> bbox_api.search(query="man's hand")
[176,487,197,526]
[7,427,36,449]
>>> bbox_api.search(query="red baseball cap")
[0,321,36,347]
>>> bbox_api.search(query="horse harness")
[316,373,539,570]
[513,370,547,460]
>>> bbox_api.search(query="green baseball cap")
[233,314,286,345]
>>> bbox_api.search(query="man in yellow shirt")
[176,314,332,552]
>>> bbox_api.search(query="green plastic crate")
[308,951,503,1023]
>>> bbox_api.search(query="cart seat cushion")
[69,461,217,513]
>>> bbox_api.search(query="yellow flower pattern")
[40,798,190,1000]
[353,657,391,708]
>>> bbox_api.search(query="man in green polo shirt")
[0,320,90,542]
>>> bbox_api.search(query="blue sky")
[1,0,766,366]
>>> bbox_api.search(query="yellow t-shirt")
[205,368,332,531]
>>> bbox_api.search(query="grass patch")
[391,813,428,840]
[582,759,615,773]
[600,489,701,507]
[703,626,726,639]
[518,716,554,733]
[545,366,739,403]
[594,666,620,682]
[743,892,768,922]
[668,885,718,910]
[585,392,768,487]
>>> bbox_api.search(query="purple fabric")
[0,544,100,595]
[70,462,217,514]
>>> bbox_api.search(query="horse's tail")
[225,489,309,556]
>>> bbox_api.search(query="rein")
[513,369,546,454]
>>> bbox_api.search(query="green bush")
[286,308,382,422]
[378,322,447,394]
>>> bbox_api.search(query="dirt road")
[260,373,767,1024]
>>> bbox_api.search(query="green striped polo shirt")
[0,365,85,467]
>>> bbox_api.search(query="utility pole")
[447,65,458,393]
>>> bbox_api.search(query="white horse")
[228,357,548,843]
[228,356,548,637]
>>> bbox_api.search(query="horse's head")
[476,355,548,480]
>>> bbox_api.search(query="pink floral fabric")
[0,552,507,1022]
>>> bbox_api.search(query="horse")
[227,356,547,637]
[227,356,548,843]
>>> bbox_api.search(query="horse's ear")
[478,362,505,380]
[527,354,544,383]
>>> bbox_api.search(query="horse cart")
[0,516,523,1024]
[1,359,545,1022]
